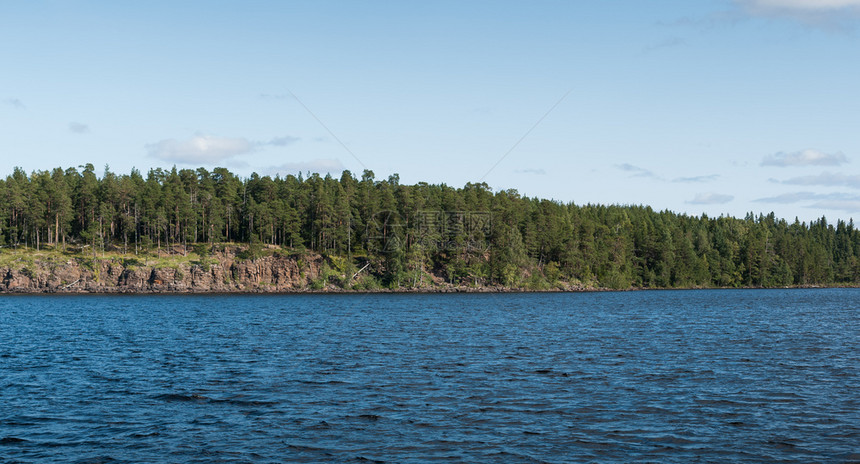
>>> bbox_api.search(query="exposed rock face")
[0,250,324,294]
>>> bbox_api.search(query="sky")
[2,0,860,223]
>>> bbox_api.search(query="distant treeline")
[2,164,859,288]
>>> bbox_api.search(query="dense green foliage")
[2,164,859,288]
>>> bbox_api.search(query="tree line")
[2,164,859,288]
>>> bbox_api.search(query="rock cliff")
[0,249,326,293]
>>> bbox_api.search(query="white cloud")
[688,193,734,204]
[263,159,345,176]
[68,122,90,134]
[781,172,860,188]
[761,149,848,167]
[146,132,301,164]
[147,135,255,164]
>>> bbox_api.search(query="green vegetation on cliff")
[2,164,859,290]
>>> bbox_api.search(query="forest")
[2,163,859,289]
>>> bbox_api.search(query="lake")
[1,290,857,463]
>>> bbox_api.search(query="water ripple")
[1,290,858,463]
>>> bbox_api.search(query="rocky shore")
[0,247,597,294]
[0,249,327,294]
[1,251,841,294]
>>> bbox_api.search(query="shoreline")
[3,245,858,296]
[1,283,854,296]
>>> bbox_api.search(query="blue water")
[1,290,857,463]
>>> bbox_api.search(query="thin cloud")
[781,172,860,189]
[266,136,300,147]
[516,168,547,175]
[68,122,90,134]
[263,159,345,176]
[664,1,859,33]
[761,149,848,167]
[616,163,657,178]
[225,159,251,169]
[755,191,860,212]
[673,174,719,183]
[688,193,734,205]
[756,191,860,202]
[810,199,860,212]
[3,98,25,109]
[147,135,255,164]
[660,12,746,33]
[644,37,685,53]
[743,0,860,10]
[737,0,860,27]
[259,93,289,100]
[754,191,820,203]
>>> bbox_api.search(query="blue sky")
[2,0,860,222]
